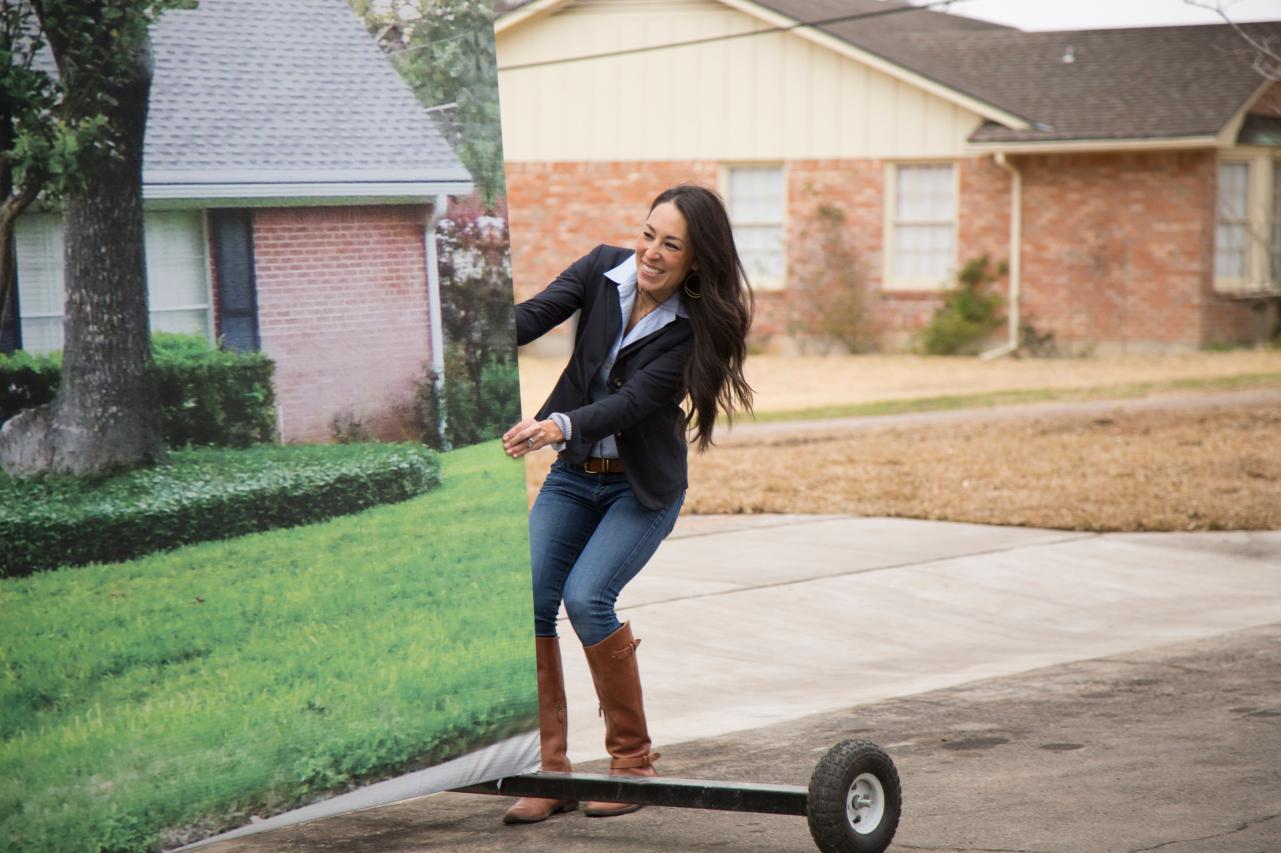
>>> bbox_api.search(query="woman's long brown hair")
[650,185,754,450]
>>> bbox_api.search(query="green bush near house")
[0,349,61,425]
[0,334,276,448]
[920,256,1007,355]
[152,333,276,447]
[0,443,441,578]
[418,345,520,449]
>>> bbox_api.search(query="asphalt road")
[197,619,1281,852]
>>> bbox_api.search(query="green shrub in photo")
[151,333,277,448]
[920,255,1007,355]
[0,443,441,577]
[0,349,62,425]
[1,334,276,448]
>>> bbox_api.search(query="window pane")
[1217,162,1248,220]
[728,166,785,284]
[1272,162,1281,284]
[1215,222,1246,279]
[19,317,63,353]
[897,164,953,222]
[734,224,785,280]
[729,167,784,222]
[894,224,953,280]
[14,214,66,321]
[146,211,209,312]
[15,211,210,352]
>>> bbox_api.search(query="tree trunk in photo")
[0,30,165,477]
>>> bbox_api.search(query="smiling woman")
[498,184,753,825]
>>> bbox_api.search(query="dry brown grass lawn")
[685,405,1281,531]
[517,403,1281,531]
[515,352,1281,531]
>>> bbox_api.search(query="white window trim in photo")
[883,161,958,291]
[13,209,215,353]
[722,163,787,291]
[1214,153,1281,295]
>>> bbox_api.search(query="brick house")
[2,0,472,442]
[495,0,1281,353]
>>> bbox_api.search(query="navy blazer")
[517,244,692,510]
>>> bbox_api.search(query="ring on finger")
[526,437,536,449]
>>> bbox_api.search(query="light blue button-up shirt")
[551,252,688,457]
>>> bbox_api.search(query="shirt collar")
[604,252,689,318]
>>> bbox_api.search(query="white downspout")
[982,152,1023,360]
[426,194,449,446]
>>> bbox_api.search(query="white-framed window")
[885,162,956,289]
[1271,159,1281,285]
[14,210,213,353]
[1213,154,1281,294]
[725,165,786,290]
[1215,161,1249,282]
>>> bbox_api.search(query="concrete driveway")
[196,514,1281,852]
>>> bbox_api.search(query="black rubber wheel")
[806,739,901,853]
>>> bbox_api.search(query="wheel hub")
[846,772,886,835]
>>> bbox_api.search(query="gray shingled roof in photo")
[754,0,1013,37]
[851,23,1281,143]
[143,0,471,190]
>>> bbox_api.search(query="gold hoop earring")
[683,272,703,300]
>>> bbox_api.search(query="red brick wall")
[1017,150,1226,351]
[507,151,1245,353]
[249,205,432,443]
[506,161,719,301]
[783,160,885,346]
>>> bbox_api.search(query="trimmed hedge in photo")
[0,334,276,448]
[0,443,441,578]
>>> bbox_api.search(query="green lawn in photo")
[0,441,537,853]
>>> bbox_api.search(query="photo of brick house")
[494,0,1281,354]
[2,0,472,442]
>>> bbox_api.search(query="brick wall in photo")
[505,161,720,353]
[249,205,432,443]
[507,150,1251,355]
[1017,150,1228,352]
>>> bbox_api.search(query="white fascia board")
[143,180,473,204]
[966,136,1220,155]
[710,0,1032,131]
[1218,78,1274,147]
[494,0,568,34]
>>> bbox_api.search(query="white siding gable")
[497,0,985,162]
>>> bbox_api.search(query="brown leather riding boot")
[502,636,578,824]
[581,622,661,817]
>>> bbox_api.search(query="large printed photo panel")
[0,1,536,850]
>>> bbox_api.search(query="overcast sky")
[922,0,1281,30]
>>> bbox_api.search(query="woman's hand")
[503,417,565,458]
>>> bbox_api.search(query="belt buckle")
[583,458,602,475]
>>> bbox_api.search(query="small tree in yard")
[432,195,519,447]
[0,0,192,478]
[920,255,1007,355]
[789,203,878,353]
[349,0,503,204]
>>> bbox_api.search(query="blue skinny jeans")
[529,459,684,646]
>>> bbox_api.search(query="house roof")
[849,23,1281,145]
[143,0,472,200]
[498,0,1281,148]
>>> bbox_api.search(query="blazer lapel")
[616,315,686,362]
[579,273,624,391]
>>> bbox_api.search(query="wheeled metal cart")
[456,738,901,853]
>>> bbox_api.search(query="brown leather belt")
[564,455,625,475]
